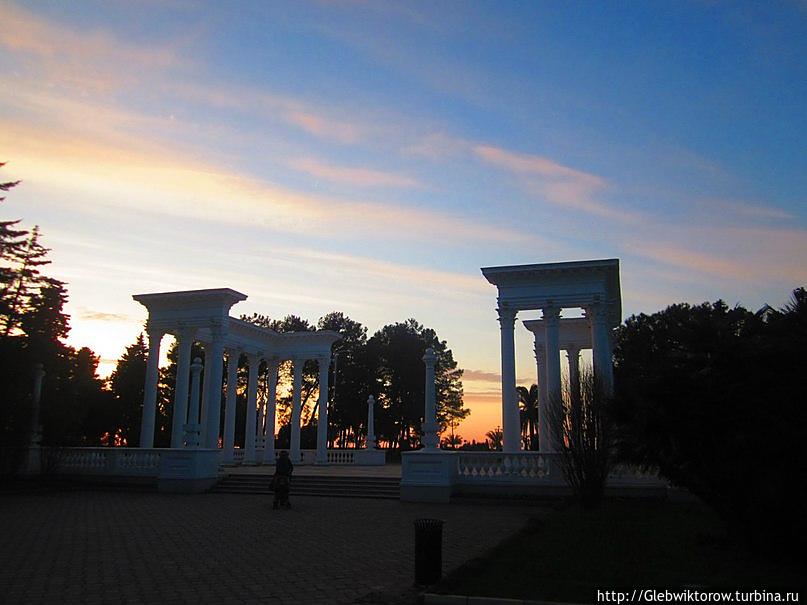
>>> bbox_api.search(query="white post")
[29,363,45,447]
[170,327,195,448]
[543,305,562,453]
[366,395,377,449]
[498,306,519,453]
[422,348,439,450]
[185,357,203,447]
[315,354,331,465]
[290,357,304,463]
[222,348,240,464]
[139,327,163,448]
[199,349,212,433]
[262,359,279,464]
[243,353,260,465]
[534,341,551,453]
[204,325,225,449]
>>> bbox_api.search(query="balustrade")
[456,452,553,481]
[53,448,163,476]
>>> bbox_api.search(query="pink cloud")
[472,144,640,222]
[0,3,185,92]
[289,157,421,188]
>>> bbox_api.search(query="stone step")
[211,474,400,499]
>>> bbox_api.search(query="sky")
[1,1,805,441]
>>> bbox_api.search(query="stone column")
[243,353,260,465]
[290,357,304,463]
[29,363,45,447]
[170,326,195,448]
[587,303,614,395]
[543,305,562,453]
[315,355,331,465]
[498,305,520,453]
[566,344,582,406]
[199,349,212,431]
[222,348,240,464]
[534,341,551,454]
[139,327,163,448]
[366,395,377,449]
[203,324,226,449]
[421,348,439,450]
[262,359,279,464]
[185,357,203,447]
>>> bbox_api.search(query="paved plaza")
[0,488,540,605]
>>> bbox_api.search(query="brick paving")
[0,488,542,605]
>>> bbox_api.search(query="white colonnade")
[133,288,340,465]
[481,259,621,453]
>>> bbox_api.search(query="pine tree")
[2,226,53,337]
[0,163,28,322]
[109,334,149,446]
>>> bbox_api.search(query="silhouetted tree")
[367,319,468,450]
[485,427,503,451]
[108,334,149,445]
[317,311,371,447]
[517,384,539,450]
[0,164,107,455]
[612,292,807,559]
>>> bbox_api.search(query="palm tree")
[485,426,503,451]
[517,384,540,450]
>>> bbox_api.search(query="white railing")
[327,449,355,464]
[55,448,163,476]
[456,452,555,482]
[607,463,665,486]
[228,448,369,465]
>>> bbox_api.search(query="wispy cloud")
[697,198,796,221]
[472,144,635,222]
[0,120,526,247]
[623,223,807,285]
[463,369,502,382]
[0,3,186,91]
[78,310,132,322]
[288,157,421,188]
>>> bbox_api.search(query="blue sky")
[2,1,805,439]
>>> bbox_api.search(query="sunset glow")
[2,1,805,441]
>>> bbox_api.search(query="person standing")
[272,450,293,509]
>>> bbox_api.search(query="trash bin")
[414,518,444,585]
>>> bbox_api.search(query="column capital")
[542,304,561,325]
[422,347,437,366]
[225,346,242,358]
[533,342,546,363]
[584,301,609,325]
[246,351,262,365]
[497,305,517,328]
[208,318,227,341]
[176,324,197,339]
[265,356,281,370]
[565,344,581,360]
[145,324,164,340]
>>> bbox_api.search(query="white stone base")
[400,450,458,503]
[157,449,221,493]
[353,449,386,465]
